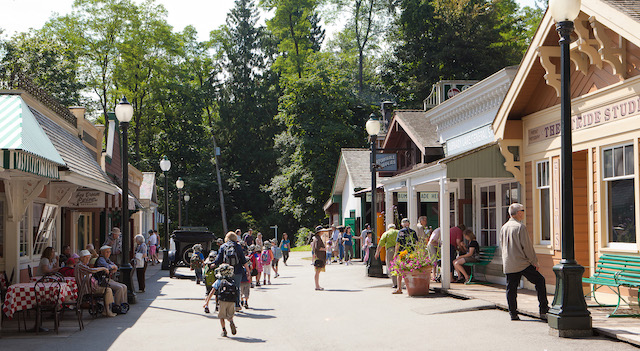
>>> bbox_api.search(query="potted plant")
[390,240,439,296]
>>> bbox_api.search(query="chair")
[34,275,63,334]
[27,265,33,279]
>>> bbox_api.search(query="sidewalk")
[432,281,640,346]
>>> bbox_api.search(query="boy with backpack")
[211,263,239,337]
[261,243,274,285]
[249,246,263,286]
[271,239,282,278]
[190,244,205,285]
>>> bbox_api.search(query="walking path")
[0,252,636,350]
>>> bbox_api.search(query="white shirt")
[148,233,158,246]
[428,228,441,246]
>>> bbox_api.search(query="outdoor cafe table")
[2,281,73,319]
[30,276,78,300]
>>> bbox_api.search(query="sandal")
[315,287,324,291]
[392,290,403,294]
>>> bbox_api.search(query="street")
[1,251,636,351]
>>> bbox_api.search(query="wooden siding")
[573,150,591,278]
[525,161,533,232]
[593,147,600,264]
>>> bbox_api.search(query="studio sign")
[528,95,640,144]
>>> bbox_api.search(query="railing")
[2,72,77,128]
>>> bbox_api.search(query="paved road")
[2,252,636,350]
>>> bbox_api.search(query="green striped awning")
[0,94,65,178]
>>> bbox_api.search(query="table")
[30,276,78,300]
[2,282,72,319]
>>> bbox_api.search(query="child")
[250,246,263,286]
[326,240,333,264]
[240,266,251,309]
[190,244,205,285]
[261,243,274,285]
[59,258,76,277]
[211,264,239,337]
[203,252,217,296]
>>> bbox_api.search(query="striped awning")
[0,94,65,178]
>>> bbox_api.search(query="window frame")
[536,160,552,246]
[602,143,637,250]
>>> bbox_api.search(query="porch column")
[384,188,393,229]
[408,182,418,227]
[440,176,451,289]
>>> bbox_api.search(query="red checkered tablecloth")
[2,282,72,319]
[30,276,78,300]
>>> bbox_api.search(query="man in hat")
[501,203,549,321]
[103,227,123,266]
[77,250,117,317]
[95,245,128,306]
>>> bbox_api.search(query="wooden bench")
[463,246,498,284]
[583,253,640,317]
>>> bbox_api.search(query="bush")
[294,227,313,247]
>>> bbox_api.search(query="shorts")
[217,301,236,320]
[463,256,479,263]
[272,259,279,267]
[240,282,251,298]
[149,245,157,257]
[315,266,325,273]
[263,265,272,275]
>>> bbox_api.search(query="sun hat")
[100,245,112,251]
[111,227,121,234]
[215,263,234,278]
[315,225,324,233]
[80,250,91,257]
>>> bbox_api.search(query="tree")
[261,0,324,78]
[382,0,528,108]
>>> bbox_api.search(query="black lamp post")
[547,0,592,337]
[160,156,171,270]
[366,113,384,277]
[115,96,136,303]
[184,193,190,226]
[176,177,184,228]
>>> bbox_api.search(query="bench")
[463,246,498,284]
[583,253,640,317]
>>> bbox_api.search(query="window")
[19,211,28,257]
[0,199,3,258]
[33,204,58,257]
[603,144,636,246]
[480,185,497,246]
[502,182,521,225]
[537,161,551,244]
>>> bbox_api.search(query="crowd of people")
[197,229,291,337]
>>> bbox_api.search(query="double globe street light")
[547,0,592,337]
[115,96,136,303]
[184,193,190,227]
[366,113,384,277]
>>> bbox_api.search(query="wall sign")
[420,192,439,202]
[397,192,408,202]
[376,153,397,171]
[69,190,105,208]
[528,95,640,144]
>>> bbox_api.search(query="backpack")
[261,250,270,264]
[217,279,237,302]
[273,247,283,259]
[190,252,202,269]
[221,242,240,266]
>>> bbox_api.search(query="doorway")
[74,212,92,252]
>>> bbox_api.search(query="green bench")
[463,246,498,284]
[583,254,640,317]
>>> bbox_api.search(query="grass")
[291,244,311,252]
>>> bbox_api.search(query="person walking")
[342,226,354,265]
[360,224,372,261]
[191,244,205,285]
[242,229,254,246]
[134,234,148,292]
[279,233,291,265]
[261,242,274,285]
[311,225,326,291]
[148,229,159,265]
[393,218,418,295]
[337,226,345,264]
[375,224,399,289]
[501,203,549,321]
[213,232,251,311]
[210,264,239,337]
[362,231,372,264]
[271,239,282,277]
[255,232,264,249]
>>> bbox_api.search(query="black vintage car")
[168,229,218,278]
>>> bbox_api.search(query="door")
[75,212,92,252]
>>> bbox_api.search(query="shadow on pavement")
[322,289,362,292]
[246,307,274,311]
[236,312,275,319]
[229,336,266,343]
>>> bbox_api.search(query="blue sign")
[376,153,397,171]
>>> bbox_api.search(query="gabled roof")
[383,110,440,151]
[493,0,640,139]
[329,148,371,196]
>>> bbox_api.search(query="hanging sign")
[69,190,105,208]
[420,192,439,202]
[376,153,397,171]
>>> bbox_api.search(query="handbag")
[135,252,145,268]
[313,259,325,268]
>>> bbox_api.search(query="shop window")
[19,211,28,258]
[603,144,636,247]
[480,185,497,246]
[32,204,58,257]
[536,161,551,244]
[0,199,3,258]
[501,182,521,225]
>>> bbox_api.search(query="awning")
[441,142,514,179]
[0,95,65,178]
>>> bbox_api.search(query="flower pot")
[404,266,431,296]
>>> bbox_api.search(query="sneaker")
[235,306,242,312]
[230,321,237,335]
[268,281,271,285]
[245,302,249,309]
[204,306,210,314]
[221,329,227,337]
[510,314,520,321]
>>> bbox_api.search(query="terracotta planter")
[404,266,431,296]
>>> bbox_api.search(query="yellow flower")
[399,250,409,259]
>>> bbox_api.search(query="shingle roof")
[603,0,640,22]
[341,149,371,190]
[393,110,440,150]
[31,107,115,189]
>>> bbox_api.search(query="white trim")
[59,171,117,194]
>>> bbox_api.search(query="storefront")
[493,0,640,298]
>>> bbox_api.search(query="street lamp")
[159,156,171,270]
[115,96,135,303]
[547,0,592,337]
[366,113,384,277]
[176,177,184,228]
[184,193,190,227]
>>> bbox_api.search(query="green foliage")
[294,227,314,247]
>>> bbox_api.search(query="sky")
[0,0,542,43]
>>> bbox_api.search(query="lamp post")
[547,0,592,337]
[184,194,190,227]
[115,96,135,303]
[159,156,171,270]
[176,177,184,228]
[366,113,384,277]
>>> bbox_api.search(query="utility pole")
[212,134,228,233]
